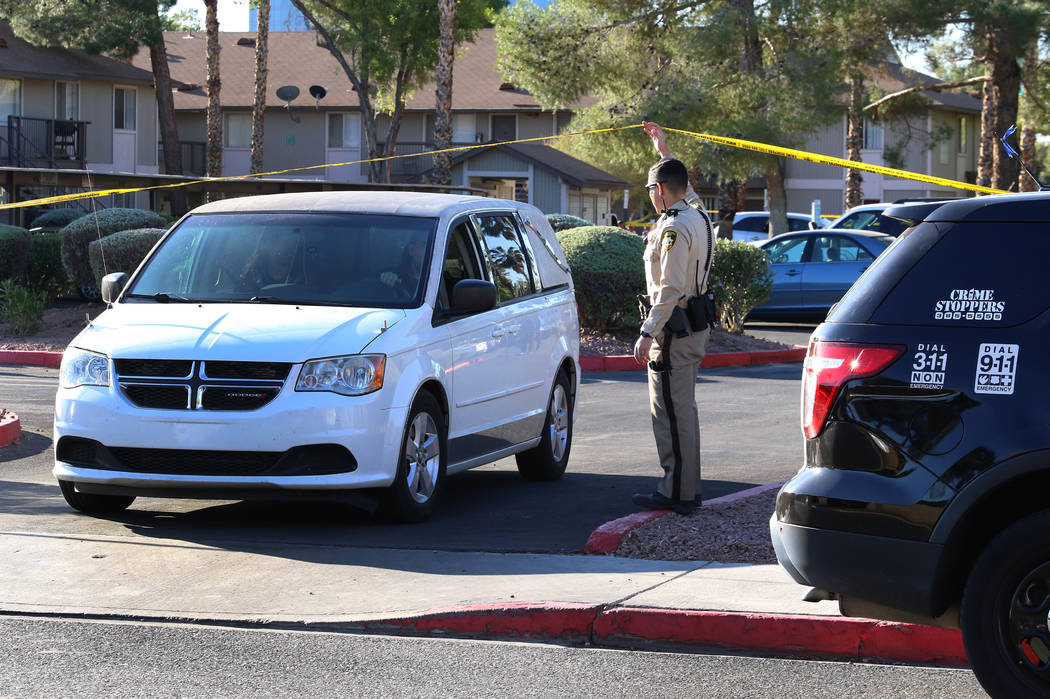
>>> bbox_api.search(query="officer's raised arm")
[642,120,701,209]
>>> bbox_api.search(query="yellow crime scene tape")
[0,122,1007,212]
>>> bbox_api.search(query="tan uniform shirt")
[640,199,714,338]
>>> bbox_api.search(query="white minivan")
[54,192,580,521]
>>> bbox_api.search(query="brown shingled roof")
[132,27,593,113]
[0,23,155,85]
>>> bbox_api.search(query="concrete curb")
[0,410,21,447]
[579,347,806,373]
[0,350,63,367]
[584,481,789,555]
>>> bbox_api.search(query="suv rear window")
[830,221,1050,327]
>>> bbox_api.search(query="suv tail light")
[801,341,904,439]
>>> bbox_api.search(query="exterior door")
[762,234,810,311]
[801,234,876,311]
[112,86,136,173]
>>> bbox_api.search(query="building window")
[0,78,20,121]
[225,113,251,148]
[426,113,476,144]
[56,82,79,120]
[328,113,361,149]
[114,87,136,130]
[492,114,516,142]
[959,116,968,152]
[862,117,882,150]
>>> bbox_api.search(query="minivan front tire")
[515,370,572,481]
[58,479,135,514]
[961,509,1050,698]
[383,392,447,522]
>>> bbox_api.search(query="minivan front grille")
[114,359,288,411]
[56,437,357,477]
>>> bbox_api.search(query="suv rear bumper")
[770,514,945,617]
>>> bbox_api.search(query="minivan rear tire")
[58,479,135,514]
[961,509,1050,698]
[515,371,572,481]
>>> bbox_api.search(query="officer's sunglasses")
[646,183,663,193]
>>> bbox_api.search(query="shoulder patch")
[662,229,678,252]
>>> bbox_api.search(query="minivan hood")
[72,303,405,362]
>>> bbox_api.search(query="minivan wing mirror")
[101,272,129,303]
[449,279,497,315]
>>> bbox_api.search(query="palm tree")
[250,0,269,174]
[204,0,222,182]
[432,0,457,186]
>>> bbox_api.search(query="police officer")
[632,147,715,516]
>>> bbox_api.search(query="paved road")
[0,362,802,553]
[744,322,817,349]
[0,616,987,697]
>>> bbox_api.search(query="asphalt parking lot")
[0,362,802,553]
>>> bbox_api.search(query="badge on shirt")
[662,229,678,252]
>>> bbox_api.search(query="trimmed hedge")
[61,208,168,288]
[710,238,773,333]
[0,226,30,284]
[556,225,645,331]
[26,231,69,301]
[88,228,166,288]
[30,208,84,230]
[546,213,591,232]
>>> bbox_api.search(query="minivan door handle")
[504,323,521,335]
[491,328,506,339]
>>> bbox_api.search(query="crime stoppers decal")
[975,343,1019,395]
[911,344,948,389]
[934,289,1005,322]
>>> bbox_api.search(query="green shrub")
[61,208,168,289]
[26,231,69,302]
[556,225,645,331]
[710,238,774,333]
[0,278,46,336]
[88,228,166,287]
[29,208,84,230]
[0,226,30,284]
[546,214,591,232]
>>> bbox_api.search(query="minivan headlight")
[60,348,111,389]
[296,354,385,396]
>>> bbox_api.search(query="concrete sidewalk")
[4,529,967,664]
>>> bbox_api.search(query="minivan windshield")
[124,212,436,308]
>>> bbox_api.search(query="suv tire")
[383,392,447,522]
[515,371,572,481]
[962,509,1050,698]
[58,479,135,514]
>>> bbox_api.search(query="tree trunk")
[432,0,457,186]
[714,179,738,240]
[976,46,995,191]
[249,0,269,175]
[149,38,187,217]
[765,159,788,238]
[204,0,222,186]
[988,29,1021,191]
[845,73,864,211]
[1019,125,1038,192]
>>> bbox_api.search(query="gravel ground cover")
[580,327,792,356]
[614,489,779,564]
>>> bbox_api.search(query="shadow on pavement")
[0,431,52,463]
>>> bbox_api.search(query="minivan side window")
[436,221,486,310]
[474,214,534,303]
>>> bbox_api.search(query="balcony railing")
[158,140,206,176]
[1,116,88,169]
[372,141,475,181]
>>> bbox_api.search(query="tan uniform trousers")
[647,326,710,502]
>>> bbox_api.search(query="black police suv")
[770,192,1050,697]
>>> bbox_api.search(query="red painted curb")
[593,608,968,665]
[0,410,21,447]
[584,510,671,554]
[0,350,63,367]
[580,348,807,372]
[354,602,599,643]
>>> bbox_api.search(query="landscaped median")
[579,347,806,372]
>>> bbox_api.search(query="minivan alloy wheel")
[404,412,441,504]
[548,384,569,462]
